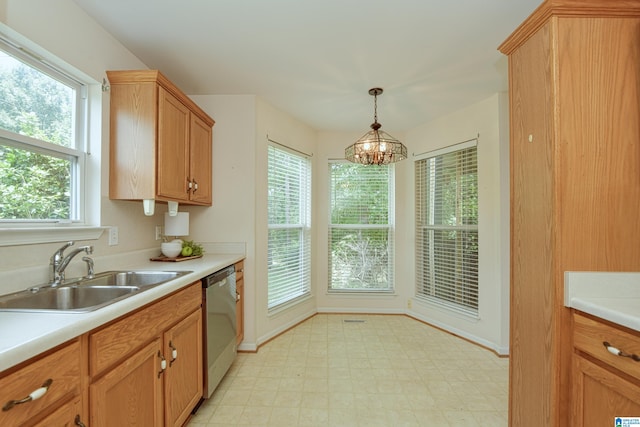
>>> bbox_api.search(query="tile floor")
[189,314,508,426]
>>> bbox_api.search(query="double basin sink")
[0,270,191,313]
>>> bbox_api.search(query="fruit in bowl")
[181,240,204,257]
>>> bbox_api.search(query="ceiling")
[73,0,540,132]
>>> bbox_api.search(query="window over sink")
[0,37,86,223]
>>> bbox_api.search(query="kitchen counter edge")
[564,271,640,333]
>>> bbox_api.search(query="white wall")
[253,97,318,347]
[402,93,510,355]
[187,94,258,349]
[0,0,510,355]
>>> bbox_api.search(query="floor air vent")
[343,319,366,323]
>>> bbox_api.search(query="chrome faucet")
[50,241,94,286]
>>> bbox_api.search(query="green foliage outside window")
[329,163,393,291]
[0,49,75,220]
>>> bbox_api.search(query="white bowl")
[161,242,182,258]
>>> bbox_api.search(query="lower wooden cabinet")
[89,281,203,426]
[33,398,83,427]
[0,339,84,427]
[164,309,203,427]
[573,355,640,426]
[0,280,206,427]
[572,312,640,425]
[90,339,163,426]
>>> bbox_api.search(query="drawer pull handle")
[603,341,640,362]
[2,378,53,411]
[75,414,86,427]
[158,351,167,377]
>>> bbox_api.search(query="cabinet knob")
[158,351,167,377]
[169,341,178,366]
[192,179,198,193]
[2,378,53,411]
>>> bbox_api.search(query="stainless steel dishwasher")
[202,265,237,398]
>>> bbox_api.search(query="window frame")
[328,160,395,293]
[267,143,312,312]
[0,34,102,246]
[414,139,479,317]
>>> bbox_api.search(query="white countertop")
[0,252,244,372]
[565,271,640,332]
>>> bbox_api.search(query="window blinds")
[415,142,478,315]
[328,162,394,291]
[267,145,311,310]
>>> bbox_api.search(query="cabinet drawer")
[90,282,201,377]
[573,312,640,382]
[0,339,81,427]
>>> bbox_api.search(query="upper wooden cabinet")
[499,1,640,426]
[107,70,214,206]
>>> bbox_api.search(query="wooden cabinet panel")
[157,87,190,201]
[108,80,157,201]
[90,282,201,377]
[107,70,214,206]
[500,3,640,425]
[33,398,82,427]
[164,309,203,427]
[574,313,640,382]
[507,20,557,427]
[189,113,213,205]
[0,340,81,427]
[572,355,640,426]
[90,339,164,427]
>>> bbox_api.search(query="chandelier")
[345,88,407,165]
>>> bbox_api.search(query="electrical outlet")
[108,226,119,246]
[155,225,163,241]
[407,299,412,309]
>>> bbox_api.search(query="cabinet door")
[90,339,164,427]
[189,113,212,205]
[157,86,190,202]
[32,397,82,427]
[573,355,640,426]
[164,309,203,427]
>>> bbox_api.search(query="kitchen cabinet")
[0,339,85,427]
[235,260,244,345]
[498,1,640,425]
[163,309,202,427]
[107,70,214,206]
[572,312,640,426]
[90,339,163,426]
[89,281,202,426]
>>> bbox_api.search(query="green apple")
[181,246,193,257]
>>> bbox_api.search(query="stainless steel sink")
[72,270,189,288]
[0,270,191,313]
[0,285,140,312]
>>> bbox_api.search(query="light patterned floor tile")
[190,314,508,427]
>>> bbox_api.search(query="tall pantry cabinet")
[499,1,640,426]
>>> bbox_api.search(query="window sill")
[0,226,106,247]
